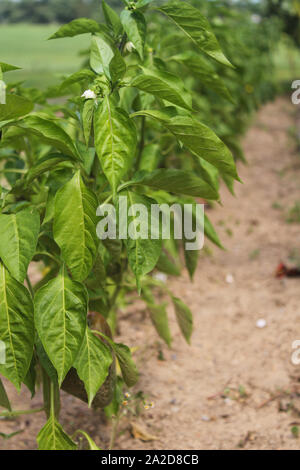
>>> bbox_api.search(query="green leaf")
[74,328,113,406]
[53,171,99,282]
[74,430,101,450]
[82,99,95,147]
[113,343,138,387]
[18,115,81,160]
[120,10,146,60]
[126,169,219,200]
[0,207,40,282]
[183,244,198,281]
[60,69,95,90]
[148,303,172,347]
[94,96,137,194]
[136,0,154,7]
[90,35,114,77]
[172,296,193,344]
[118,191,162,290]
[132,111,238,180]
[0,62,21,73]
[26,154,74,186]
[37,416,76,450]
[204,213,223,249]
[49,19,103,39]
[0,95,33,121]
[131,67,192,111]
[0,378,11,411]
[109,49,126,83]
[102,1,123,36]
[0,263,34,391]
[171,52,232,101]
[138,143,160,172]
[156,1,233,68]
[23,358,36,398]
[156,250,181,276]
[34,266,87,385]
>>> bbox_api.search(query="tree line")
[0,0,123,24]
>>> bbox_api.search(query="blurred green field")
[273,36,300,83]
[0,24,90,88]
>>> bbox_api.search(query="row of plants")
[0,0,280,449]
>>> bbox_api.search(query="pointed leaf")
[131,111,238,180]
[118,191,162,290]
[131,67,192,111]
[74,328,113,406]
[156,1,233,68]
[90,35,114,77]
[0,62,21,73]
[0,378,12,411]
[172,296,193,344]
[49,19,104,39]
[60,69,95,90]
[0,207,40,282]
[0,95,33,121]
[127,169,219,200]
[171,52,232,100]
[112,343,138,387]
[37,416,76,450]
[34,266,87,385]
[53,171,99,281]
[102,1,122,36]
[120,10,146,60]
[109,49,126,83]
[94,96,137,194]
[148,303,172,347]
[0,264,34,391]
[82,99,95,147]
[18,116,81,160]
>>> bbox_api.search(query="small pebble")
[256,318,267,328]
[226,274,234,284]
[201,415,211,422]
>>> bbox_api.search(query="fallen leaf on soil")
[130,422,159,442]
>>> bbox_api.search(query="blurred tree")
[0,0,123,23]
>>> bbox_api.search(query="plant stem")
[119,33,127,55]
[136,116,146,170]
[26,274,34,298]
[0,407,44,418]
[109,414,119,450]
[0,169,26,174]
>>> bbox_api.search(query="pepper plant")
[0,0,241,449]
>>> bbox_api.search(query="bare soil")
[1,97,300,450]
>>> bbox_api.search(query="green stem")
[0,169,26,174]
[25,274,34,298]
[119,33,127,55]
[0,407,44,418]
[136,116,146,170]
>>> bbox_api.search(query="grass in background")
[273,35,300,83]
[0,24,90,88]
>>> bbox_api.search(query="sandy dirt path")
[1,97,300,450]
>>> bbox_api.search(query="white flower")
[125,41,135,53]
[81,89,96,100]
[256,319,267,329]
